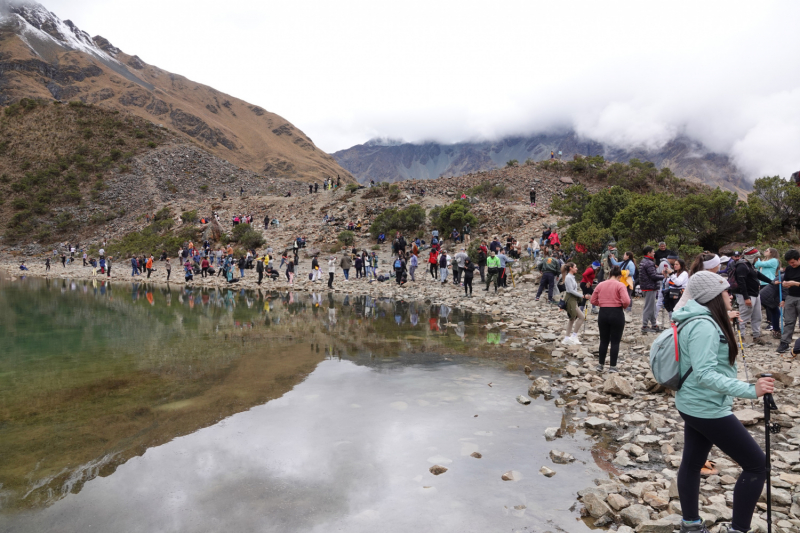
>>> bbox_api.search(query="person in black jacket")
[653,242,673,265]
[256,257,264,284]
[639,247,665,333]
[463,259,477,297]
[733,250,773,343]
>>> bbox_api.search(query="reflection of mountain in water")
[0,279,498,512]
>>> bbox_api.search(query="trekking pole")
[778,279,784,337]
[733,321,756,409]
[762,373,780,533]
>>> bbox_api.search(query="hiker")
[476,244,487,283]
[672,271,774,533]
[315,183,318,193]
[462,259,476,297]
[370,252,379,279]
[408,251,418,281]
[654,241,673,264]
[541,226,552,247]
[256,257,264,284]
[106,256,112,278]
[462,223,471,245]
[238,255,246,278]
[165,258,171,281]
[497,248,511,288]
[439,249,449,284]
[756,248,782,337]
[45,257,50,272]
[777,249,800,353]
[285,259,294,285]
[19,261,28,271]
[201,256,210,277]
[354,254,363,279]
[527,238,540,259]
[339,252,352,281]
[130,256,139,276]
[535,250,560,303]
[146,255,154,279]
[664,259,688,320]
[393,253,406,285]
[529,187,536,207]
[455,248,468,286]
[485,250,501,292]
[639,246,665,333]
[327,256,336,288]
[732,247,772,344]
[428,249,439,280]
[590,265,631,372]
[561,262,588,345]
[579,261,601,314]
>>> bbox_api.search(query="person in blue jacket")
[672,271,775,533]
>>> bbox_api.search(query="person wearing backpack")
[670,271,775,533]
[639,246,665,333]
[777,249,800,353]
[462,258,477,297]
[590,265,631,372]
[535,250,561,303]
[477,246,487,283]
[732,248,772,344]
[393,253,406,285]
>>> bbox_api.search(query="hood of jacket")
[671,299,711,323]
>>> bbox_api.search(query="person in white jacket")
[327,257,336,289]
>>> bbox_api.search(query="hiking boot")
[641,328,654,334]
[679,520,710,533]
[718,525,747,533]
[777,342,790,353]
[595,364,604,372]
[535,297,540,301]
[752,336,767,345]
[772,330,781,339]
[607,366,619,373]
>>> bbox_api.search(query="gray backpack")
[649,315,717,391]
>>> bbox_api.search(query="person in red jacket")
[201,256,210,277]
[428,249,439,280]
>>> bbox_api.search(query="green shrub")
[338,230,355,246]
[231,224,265,249]
[147,141,157,148]
[506,159,518,167]
[154,207,172,221]
[180,210,197,223]
[11,198,29,210]
[346,183,359,193]
[369,204,426,238]
[429,200,478,235]
[68,100,84,108]
[199,184,209,192]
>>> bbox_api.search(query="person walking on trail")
[45,257,50,272]
[285,259,295,285]
[409,251,418,281]
[438,249,449,284]
[590,265,630,372]
[561,262,588,346]
[672,271,774,533]
[130,256,139,277]
[106,256,112,278]
[776,249,800,353]
[639,246,665,333]
[462,223,471,245]
[477,244,487,283]
[340,252,352,281]
[485,250,501,292]
[732,247,772,344]
[327,256,336,288]
[497,249,511,288]
[463,258,476,297]
[310,255,321,282]
[529,187,536,207]
[756,248,782,337]
[455,248,468,286]
[201,256,210,277]
[535,251,561,303]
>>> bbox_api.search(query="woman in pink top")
[590,265,632,373]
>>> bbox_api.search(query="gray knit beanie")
[689,271,730,304]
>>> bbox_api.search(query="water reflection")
[0,278,508,516]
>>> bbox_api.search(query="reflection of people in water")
[455,321,466,342]
[429,317,439,332]
[410,304,419,327]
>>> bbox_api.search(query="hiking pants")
[765,305,781,332]
[409,265,416,281]
[395,269,403,284]
[678,412,765,533]
[440,267,448,283]
[430,264,437,279]
[642,290,657,328]
[312,269,321,281]
[343,269,350,280]
[735,294,762,338]
[464,278,473,295]
[486,271,499,291]
[536,272,555,301]
[257,271,263,284]
[147,268,153,279]
[479,264,485,283]
[453,265,459,284]
[780,295,800,345]
[598,307,625,367]
[202,267,208,278]
[328,273,334,288]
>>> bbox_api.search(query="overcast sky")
[39,0,800,179]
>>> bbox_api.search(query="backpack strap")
[674,315,719,386]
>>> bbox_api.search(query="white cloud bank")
[44,0,800,179]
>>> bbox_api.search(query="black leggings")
[678,412,766,532]
[328,273,334,288]
[598,307,625,367]
[430,263,437,279]
[464,278,472,295]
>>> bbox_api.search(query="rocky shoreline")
[3,258,799,533]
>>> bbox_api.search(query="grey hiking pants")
[642,290,658,328]
[780,295,800,345]
[735,294,762,338]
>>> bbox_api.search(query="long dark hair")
[698,293,738,364]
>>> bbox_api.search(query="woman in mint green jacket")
[672,271,775,533]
